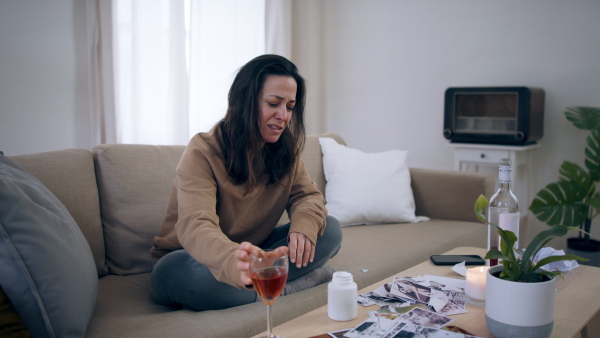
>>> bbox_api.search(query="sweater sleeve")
[173,142,245,289]
[287,158,328,245]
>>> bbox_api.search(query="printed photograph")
[390,277,431,303]
[397,307,454,329]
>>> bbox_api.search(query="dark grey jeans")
[150,216,342,311]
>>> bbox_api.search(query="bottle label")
[499,165,511,183]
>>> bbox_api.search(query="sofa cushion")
[93,144,185,275]
[9,149,107,276]
[319,137,416,226]
[0,155,98,337]
[327,219,487,288]
[88,273,320,338]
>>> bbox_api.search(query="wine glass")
[250,249,289,338]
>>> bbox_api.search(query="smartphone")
[430,254,485,266]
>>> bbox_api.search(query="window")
[113,0,266,145]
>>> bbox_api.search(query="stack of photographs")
[357,275,467,316]
[329,275,481,338]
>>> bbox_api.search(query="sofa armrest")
[410,168,495,222]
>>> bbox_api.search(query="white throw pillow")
[319,137,417,226]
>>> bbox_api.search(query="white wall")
[293,0,600,247]
[0,0,93,155]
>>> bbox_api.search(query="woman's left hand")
[288,232,315,268]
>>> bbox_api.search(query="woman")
[150,54,343,311]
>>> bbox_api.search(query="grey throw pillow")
[0,154,98,337]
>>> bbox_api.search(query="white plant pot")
[485,265,556,338]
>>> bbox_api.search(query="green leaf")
[586,128,600,181]
[520,225,570,271]
[535,269,563,281]
[529,181,588,226]
[484,249,510,261]
[565,106,600,130]
[474,195,488,223]
[514,248,525,257]
[497,231,517,262]
[500,230,518,259]
[504,230,518,247]
[586,196,600,214]
[559,161,591,186]
[502,259,522,281]
[567,226,587,233]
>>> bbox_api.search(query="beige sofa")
[5,133,494,337]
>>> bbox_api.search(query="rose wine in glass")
[250,249,289,338]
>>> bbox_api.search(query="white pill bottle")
[327,271,357,321]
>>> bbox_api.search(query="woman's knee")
[150,253,176,305]
[150,250,191,305]
[150,250,256,310]
[317,215,342,256]
[323,215,343,246]
[152,250,190,279]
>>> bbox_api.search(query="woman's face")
[258,75,297,144]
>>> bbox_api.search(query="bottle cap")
[332,271,353,282]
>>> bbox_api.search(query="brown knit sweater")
[150,127,327,288]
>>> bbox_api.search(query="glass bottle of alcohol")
[487,158,519,266]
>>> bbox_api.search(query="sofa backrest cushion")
[8,149,107,276]
[93,133,344,274]
[410,167,495,222]
[93,144,185,275]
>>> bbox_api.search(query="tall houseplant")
[529,106,600,266]
[474,194,587,338]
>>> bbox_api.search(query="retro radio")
[443,86,544,145]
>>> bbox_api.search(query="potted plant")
[529,106,600,267]
[474,194,587,338]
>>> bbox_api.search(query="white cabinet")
[450,143,540,218]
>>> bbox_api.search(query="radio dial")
[515,132,525,141]
[443,129,452,139]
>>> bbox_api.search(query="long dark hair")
[217,54,306,193]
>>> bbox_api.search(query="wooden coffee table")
[253,247,600,338]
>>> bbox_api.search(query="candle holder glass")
[465,292,486,307]
[465,266,488,307]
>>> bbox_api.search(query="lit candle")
[465,266,489,306]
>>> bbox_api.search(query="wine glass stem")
[267,304,273,337]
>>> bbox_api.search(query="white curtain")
[86,0,117,145]
[112,0,269,145]
[188,0,266,137]
[113,0,191,145]
[265,0,291,58]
